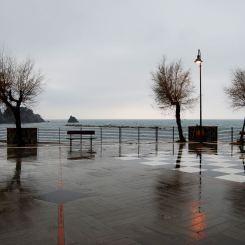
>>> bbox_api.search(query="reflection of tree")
[239,145,245,172]
[155,171,185,219]
[156,143,207,241]
[6,158,22,192]
[2,147,37,192]
[156,148,187,216]
[226,145,245,220]
[240,144,245,153]
[0,148,37,215]
[175,143,185,168]
[0,157,33,218]
[156,171,207,241]
[0,158,23,193]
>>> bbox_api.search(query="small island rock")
[68,115,79,123]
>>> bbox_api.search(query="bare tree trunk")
[175,143,185,168]
[12,106,24,146]
[240,117,245,143]
[175,103,186,142]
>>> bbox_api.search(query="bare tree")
[225,69,245,142]
[225,69,245,109]
[152,58,196,142]
[0,53,43,146]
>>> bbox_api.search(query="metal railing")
[37,126,175,144]
[0,126,242,144]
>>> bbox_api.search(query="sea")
[0,119,243,130]
[0,119,243,143]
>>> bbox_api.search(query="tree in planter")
[152,58,196,142]
[0,53,43,146]
[225,69,245,143]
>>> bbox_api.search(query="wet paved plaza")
[0,142,245,244]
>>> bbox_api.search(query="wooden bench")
[67,130,95,151]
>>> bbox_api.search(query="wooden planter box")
[188,126,218,142]
[7,128,37,145]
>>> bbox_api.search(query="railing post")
[231,127,233,143]
[100,127,103,144]
[138,127,140,144]
[80,127,82,144]
[90,134,93,153]
[37,128,39,143]
[172,126,175,143]
[119,127,122,144]
[58,128,61,144]
[155,127,158,143]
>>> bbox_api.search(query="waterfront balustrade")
[0,125,241,144]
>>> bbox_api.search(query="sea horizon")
[0,118,242,130]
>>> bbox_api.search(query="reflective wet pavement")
[0,142,245,244]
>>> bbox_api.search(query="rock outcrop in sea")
[67,115,79,123]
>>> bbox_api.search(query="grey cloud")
[0,0,244,119]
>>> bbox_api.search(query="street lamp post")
[194,49,203,128]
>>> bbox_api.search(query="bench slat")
[66,137,96,140]
[67,130,95,135]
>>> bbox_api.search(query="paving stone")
[0,143,244,244]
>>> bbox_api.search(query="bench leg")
[69,136,72,152]
[80,135,83,151]
[90,136,92,153]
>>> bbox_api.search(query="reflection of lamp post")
[191,149,206,241]
[194,50,203,128]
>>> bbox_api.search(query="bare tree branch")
[152,58,196,110]
[152,57,197,142]
[0,52,44,146]
[0,53,43,108]
[225,69,245,109]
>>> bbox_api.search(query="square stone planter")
[7,128,37,145]
[188,126,218,142]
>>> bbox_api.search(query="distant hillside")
[0,107,45,124]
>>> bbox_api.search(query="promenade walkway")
[0,142,244,244]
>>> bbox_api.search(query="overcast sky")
[0,0,244,119]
